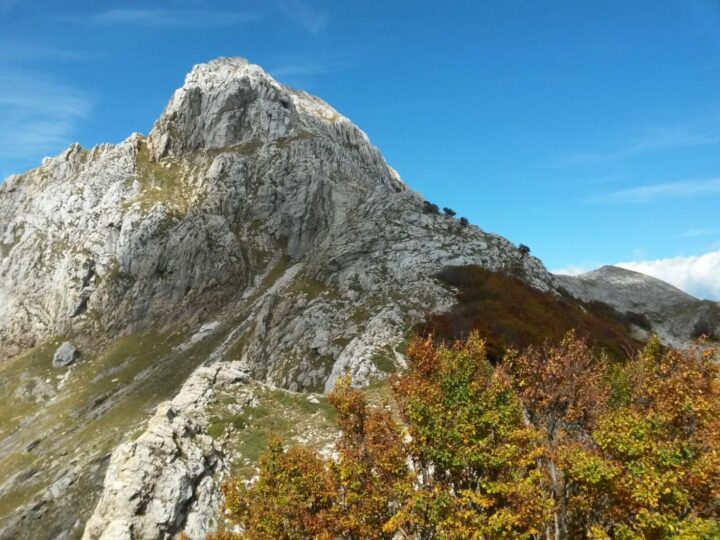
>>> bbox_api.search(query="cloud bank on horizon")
[616,251,720,302]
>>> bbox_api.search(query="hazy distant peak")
[577,265,696,300]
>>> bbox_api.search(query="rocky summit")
[0,58,715,539]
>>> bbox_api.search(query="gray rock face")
[0,57,554,389]
[52,341,78,368]
[556,265,720,347]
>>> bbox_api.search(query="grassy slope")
[0,327,229,539]
[206,383,339,480]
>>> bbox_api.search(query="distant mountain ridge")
[556,265,720,346]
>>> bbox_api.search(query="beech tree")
[209,333,719,539]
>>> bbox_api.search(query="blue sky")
[1,0,719,299]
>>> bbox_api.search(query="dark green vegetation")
[419,265,642,361]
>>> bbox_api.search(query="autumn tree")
[503,332,611,537]
[555,338,720,538]
[209,332,719,539]
[386,333,552,538]
[507,334,720,539]
[326,376,412,538]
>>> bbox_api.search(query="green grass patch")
[372,351,396,374]
[350,306,370,324]
[0,323,231,526]
[206,140,264,159]
[125,140,189,214]
[210,385,338,479]
[286,277,342,302]
[274,131,314,150]
[260,256,292,291]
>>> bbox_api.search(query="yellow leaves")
[458,488,494,509]
[587,525,612,539]
[209,332,720,540]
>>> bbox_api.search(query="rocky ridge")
[82,361,250,540]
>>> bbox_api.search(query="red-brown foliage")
[419,265,641,361]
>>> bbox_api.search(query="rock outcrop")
[83,362,250,540]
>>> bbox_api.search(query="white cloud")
[673,228,720,238]
[70,9,259,28]
[555,121,720,168]
[270,0,328,34]
[590,177,720,204]
[0,41,94,62]
[617,251,720,301]
[551,265,593,276]
[0,72,92,161]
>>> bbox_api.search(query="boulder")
[53,341,78,368]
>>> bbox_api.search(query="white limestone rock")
[83,362,250,540]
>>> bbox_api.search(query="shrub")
[422,200,440,214]
[518,243,531,255]
[692,317,717,340]
[419,265,641,362]
[459,216,469,227]
[442,207,456,217]
[208,333,719,539]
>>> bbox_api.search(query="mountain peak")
[147,56,370,165]
[183,57,280,90]
[148,57,293,159]
[582,265,695,299]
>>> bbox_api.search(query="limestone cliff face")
[0,58,556,539]
[0,57,552,391]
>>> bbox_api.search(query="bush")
[423,200,440,214]
[459,216,469,227]
[419,265,641,362]
[442,207,456,217]
[518,243,530,255]
[692,317,717,340]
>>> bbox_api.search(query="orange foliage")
[209,332,719,539]
[505,331,611,442]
